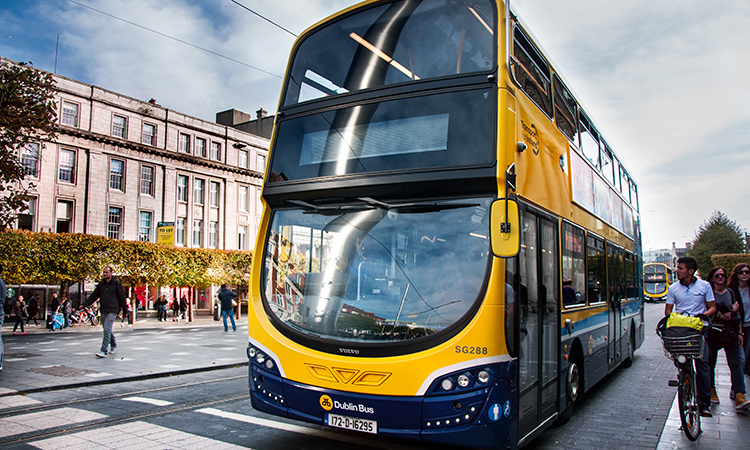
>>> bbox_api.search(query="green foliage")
[0,60,58,229]
[0,230,252,288]
[689,211,745,277]
[711,254,750,274]
[336,313,380,332]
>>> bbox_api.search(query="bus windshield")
[283,0,496,107]
[644,282,667,295]
[262,197,493,344]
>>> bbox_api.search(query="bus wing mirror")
[490,198,520,258]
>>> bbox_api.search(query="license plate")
[325,413,378,434]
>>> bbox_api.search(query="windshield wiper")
[358,197,480,213]
[286,199,376,215]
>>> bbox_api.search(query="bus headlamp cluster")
[247,345,276,371]
[439,369,492,392]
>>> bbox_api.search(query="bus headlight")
[440,378,454,391]
[477,369,491,384]
[256,352,266,364]
[265,359,275,370]
[457,373,471,388]
[248,347,257,358]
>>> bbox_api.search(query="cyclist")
[665,257,717,417]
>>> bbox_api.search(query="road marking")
[0,407,107,438]
[123,396,174,407]
[173,352,191,355]
[3,358,26,362]
[159,364,182,369]
[196,408,415,450]
[29,420,251,450]
[84,372,112,378]
[0,395,43,410]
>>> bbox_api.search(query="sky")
[2,0,749,253]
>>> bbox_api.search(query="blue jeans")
[695,339,711,409]
[222,310,236,331]
[709,341,746,395]
[101,313,117,354]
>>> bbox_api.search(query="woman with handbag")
[708,266,750,409]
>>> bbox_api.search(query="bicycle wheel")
[678,365,700,441]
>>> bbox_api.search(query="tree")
[688,211,744,277]
[0,60,58,229]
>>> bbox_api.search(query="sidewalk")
[0,313,248,396]
[657,351,750,449]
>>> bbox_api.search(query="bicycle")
[656,314,711,441]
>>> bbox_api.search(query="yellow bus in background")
[246,1,644,448]
[643,262,673,302]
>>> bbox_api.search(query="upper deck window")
[283,0,496,107]
[511,26,552,118]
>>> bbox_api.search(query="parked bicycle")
[656,314,712,441]
[70,306,100,326]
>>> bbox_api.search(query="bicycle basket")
[660,326,704,360]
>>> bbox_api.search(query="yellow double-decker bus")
[247,1,644,448]
[643,262,673,302]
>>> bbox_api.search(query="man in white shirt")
[665,257,716,417]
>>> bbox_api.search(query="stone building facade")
[15,67,270,254]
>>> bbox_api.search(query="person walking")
[728,263,750,377]
[78,266,128,358]
[171,297,179,321]
[218,284,237,332]
[179,295,188,322]
[11,295,27,335]
[665,257,717,417]
[705,266,750,409]
[61,295,72,328]
[0,275,6,371]
[25,294,39,326]
[155,295,168,322]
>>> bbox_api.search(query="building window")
[238,225,247,250]
[239,149,248,168]
[142,123,156,145]
[140,166,154,196]
[61,101,79,127]
[110,159,125,191]
[107,207,122,239]
[210,181,220,207]
[238,185,248,212]
[17,197,36,230]
[58,149,76,183]
[195,137,206,157]
[208,221,219,248]
[176,217,186,246]
[211,142,221,160]
[256,154,266,172]
[194,178,204,205]
[193,219,203,247]
[179,133,191,153]
[112,115,127,138]
[256,188,263,214]
[177,175,188,202]
[56,200,74,233]
[21,143,40,177]
[139,211,152,242]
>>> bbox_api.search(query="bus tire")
[622,327,636,368]
[557,348,583,425]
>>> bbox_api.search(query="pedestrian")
[705,266,750,409]
[25,294,39,326]
[171,297,179,321]
[179,295,188,322]
[218,284,237,332]
[50,292,60,319]
[727,263,750,377]
[0,274,6,371]
[11,295,27,335]
[155,295,168,322]
[78,266,128,358]
[61,295,72,328]
[665,256,717,417]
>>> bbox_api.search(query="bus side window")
[553,75,578,144]
[511,26,553,118]
[562,222,585,307]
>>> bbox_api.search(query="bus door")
[511,208,559,440]
[607,244,624,369]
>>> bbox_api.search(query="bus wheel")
[622,328,635,368]
[556,355,582,425]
